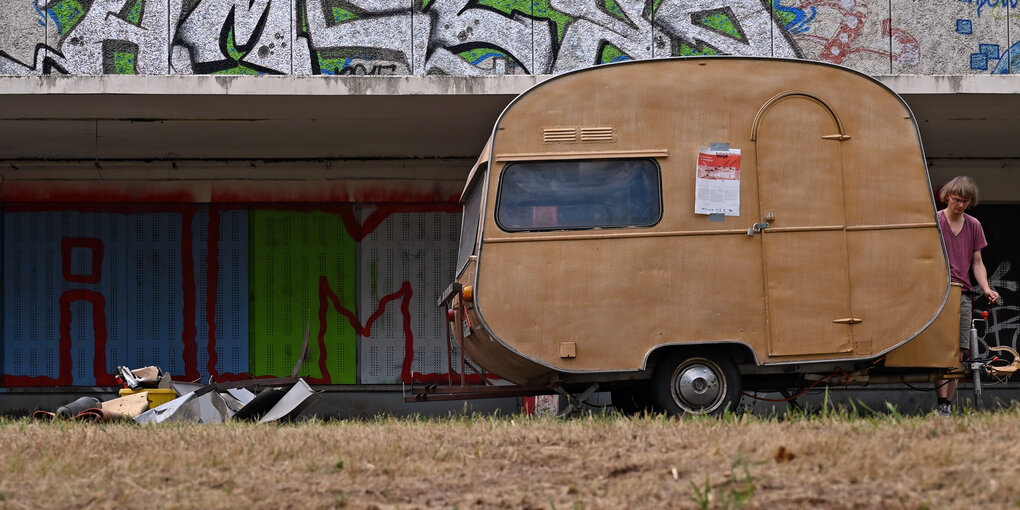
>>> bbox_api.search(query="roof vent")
[544,127,577,143]
[580,127,615,142]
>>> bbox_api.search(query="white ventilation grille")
[580,127,615,142]
[543,127,577,143]
[544,126,616,143]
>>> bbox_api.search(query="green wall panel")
[250,210,356,383]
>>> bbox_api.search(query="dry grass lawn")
[1,407,1019,509]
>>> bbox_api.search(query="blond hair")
[939,176,980,207]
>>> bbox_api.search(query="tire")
[651,350,742,416]
[611,386,653,415]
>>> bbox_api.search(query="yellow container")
[119,388,178,408]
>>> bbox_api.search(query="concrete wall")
[0,0,1015,76]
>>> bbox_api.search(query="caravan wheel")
[652,351,741,416]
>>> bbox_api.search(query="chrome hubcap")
[671,360,725,412]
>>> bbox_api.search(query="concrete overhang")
[0,75,544,161]
[0,74,1018,161]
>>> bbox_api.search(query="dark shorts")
[959,293,973,349]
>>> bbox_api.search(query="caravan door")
[753,93,855,356]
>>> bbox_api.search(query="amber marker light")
[462,286,474,301]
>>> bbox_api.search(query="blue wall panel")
[193,206,249,382]
[3,211,129,385]
[124,212,185,377]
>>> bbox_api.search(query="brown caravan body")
[449,57,958,414]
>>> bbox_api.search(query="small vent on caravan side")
[580,127,615,142]
[544,127,578,143]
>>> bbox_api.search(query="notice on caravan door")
[695,147,741,216]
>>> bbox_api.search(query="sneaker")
[936,403,952,417]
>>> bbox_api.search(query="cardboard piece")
[102,392,151,418]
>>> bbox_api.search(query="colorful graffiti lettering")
[0,0,914,75]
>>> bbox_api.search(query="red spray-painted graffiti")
[4,202,463,386]
[206,206,221,378]
[789,0,919,67]
[61,290,116,386]
[317,277,487,385]
[5,272,116,386]
[180,208,201,382]
[338,203,462,242]
[61,237,104,284]
[317,278,412,384]
[7,222,198,386]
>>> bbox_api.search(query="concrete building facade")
[0,0,1018,414]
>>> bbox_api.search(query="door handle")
[746,222,770,236]
[747,213,775,237]
[832,317,863,325]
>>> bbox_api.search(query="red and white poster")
[695,147,741,216]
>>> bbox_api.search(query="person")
[935,176,1000,416]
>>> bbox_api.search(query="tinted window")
[457,178,484,273]
[496,159,661,231]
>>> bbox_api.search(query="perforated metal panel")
[125,212,186,375]
[192,206,249,381]
[250,210,356,383]
[3,211,128,386]
[358,208,462,384]
[3,205,461,388]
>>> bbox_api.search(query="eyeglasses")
[947,196,971,205]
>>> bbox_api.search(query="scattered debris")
[115,365,167,390]
[135,376,319,424]
[118,387,178,408]
[250,379,318,424]
[36,322,318,424]
[34,368,319,425]
[55,396,101,419]
[101,392,149,421]
[133,388,234,425]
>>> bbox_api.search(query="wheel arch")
[643,342,758,373]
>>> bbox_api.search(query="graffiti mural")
[1,203,464,387]
[2,205,248,386]
[0,0,946,75]
[958,1,1017,74]
[974,205,1020,355]
[173,0,293,74]
[773,0,918,74]
[983,261,1020,351]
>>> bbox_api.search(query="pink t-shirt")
[938,210,988,292]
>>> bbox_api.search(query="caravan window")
[457,177,484,273]
[496,159,662,231]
